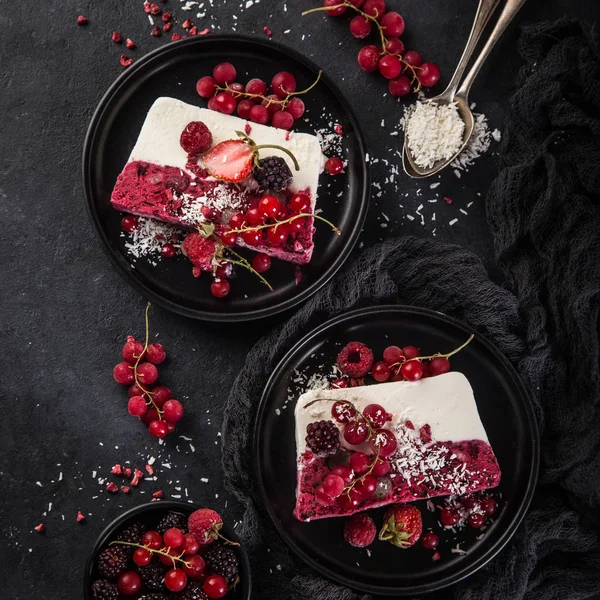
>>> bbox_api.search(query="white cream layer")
[294,372,489,456]
[129,97,323,198]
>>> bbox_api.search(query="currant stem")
[110,540,190,568]
[133,303,162,419]
[344,446,381,497]
[228,212,341,236]
[390,334,475,368]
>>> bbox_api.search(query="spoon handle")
[457,0,528,98]
[441,0,503,101]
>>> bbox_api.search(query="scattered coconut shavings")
[451,112,499,171]
[123,217,182,261]
[405,102,465,169]
[316,126,343,156]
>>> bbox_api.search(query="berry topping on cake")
[378,505,422,548]
[180,121,213,155]
[187,508,223,545]
[343,513,377,547]
[337,341,374,378]
[305,420,340,457]
[203,139,254,183]
[254,156,293,191]
[204,544,239,584]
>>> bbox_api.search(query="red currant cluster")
[314,401,398,509]
[112,305,184,439]
[196,62,321,130]
[304,0,440,97]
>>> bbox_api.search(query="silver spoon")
[403,0,527,178]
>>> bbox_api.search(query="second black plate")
[253,305,539,595]
[83,35,369,321]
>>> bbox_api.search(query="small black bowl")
[83,501,251,599]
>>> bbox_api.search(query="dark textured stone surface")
[0,1,598,598]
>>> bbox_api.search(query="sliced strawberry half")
[203,139,253,183]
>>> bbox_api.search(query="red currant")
[389,75,412,97]
[122,338,145,363]
[323,0,347,16]
[331,401,357,423]
[149,420,169,438]
[133,547,152,566]
[337,487,362,511]
[159,546,180,565]
[196,76,217,98]
[372,457,391,476]
[183,553,206,578]
[113,362,134,385]
[213,62,237,85]
[440,507,460,527]
[183,533,200,555]
[272,71,296,98]
[246,78,268,95]
[355,473,377,498]
[348,0,366,5]
[383,345,404,365]
[241,229,262,246]
[163,399,184,423]
[315,485,335,506]
[358,45,381,72]
[330,464,354,484]
[290,216,305,233]
[161,243,176,258]
[323,474,345,498]
[258,195,281,218]
[262,94,283,115]
[460,495,479,509]
[142,530,163,550]
[343,420,369,445]
[127,383,146,397]
[349,15,371,39]
[363,0,386,20]
[266,223,290,246]
[146,343,166,364]
[430,357,451,375]
[378,55,402,79]
[165,568,188,592]
[229,82,245,94]
[480,497,498,516]
[272,110,294,130]
[128,396,148,417]
[468,513,486,529]
[380,11,404,36]
[237,99,255,120]
[152,386,171,407]
[211,279,231,298]
[349,452,370,474]
[229,212,246,229]
[251,253,271,273]
[140,407,159,426]
[402,50,423,69]
[325,157,344,175]
[207,97,220,112]
[250,104,270,124]
[290,193,310,213]
[363,403,392,428]
[421,531,439,549]
[121,215,139,233]
[418,62,441,87]
[137,362,159,385]
[402,345,420,359]
[215,92,237,115]
[220,230,238,246]
[385,37,405,55]
[287,97,305,119]
[372,361,391,382]
[204,574,228,599]
[164,527,185,548]
[117,571,142,596]
[401,359,423,381]
[370,428,397,457]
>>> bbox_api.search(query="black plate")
[253,305,539,595]
[83,500,251,599]
[83,35,369,321]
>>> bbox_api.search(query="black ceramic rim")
[82,34,369,322]
[253,305,540,595]
[82,500,252,599]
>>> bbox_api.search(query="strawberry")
[188,508,224,546]
[203,140,254,183]
[378,504,422,548]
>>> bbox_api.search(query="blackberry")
[305,420,340,457]
[204,544,239,584]
[156,511,188,535]
[116,522,146,555]
[91,579,118,600]
[139,563,165,591]
[254,156,293,191]
[97,545,128,580]
[139,595,170,600]
[181,582,209,600]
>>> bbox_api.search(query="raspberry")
[180,121,213,155]
[187,508,222,545]
[204,544,239,583]
[305,420,340,457]
[343,513,376,547]
[138,564,166,591]
[253,156,293,191]
[91,579,118,600]
[337,341,374,378]
[97,546,128,580]
[157,512,188,535]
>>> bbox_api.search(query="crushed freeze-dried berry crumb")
[145,464,154,476]
[172,33,181,41]
[111,464,122,475]
[77,15,88,26]
[263,26,273,37]
[120,55,134,68]
[162,12,172,22]
[123,467,132,478]
[34,523,45,533]
[444,197,453,204]
[126,38,136,49]
[121,485,131,494]
[77,511,86,523]
[106,482,119,493]
[153,490,164,498]
[151,26,161,37]
[112,31,123,43]
[164,22,172,32]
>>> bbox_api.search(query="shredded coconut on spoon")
[405,101,465,169]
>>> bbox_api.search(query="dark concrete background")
[1,1,599,598]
